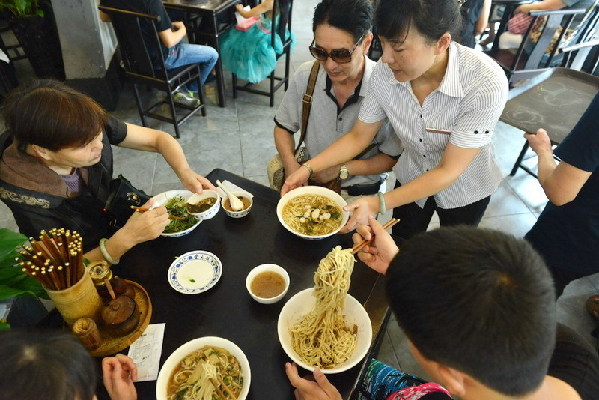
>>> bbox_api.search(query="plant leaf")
[0,285,36,301]
[0,228,27,263]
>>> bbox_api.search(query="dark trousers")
[391,182,491,242]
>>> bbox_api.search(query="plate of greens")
[152,190,202,237]
[168,251,222,294]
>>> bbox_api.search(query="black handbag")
[103,175,150,228]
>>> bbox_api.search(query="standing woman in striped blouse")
[282,0,508,241]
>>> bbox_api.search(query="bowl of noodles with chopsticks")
[156,336,251,400]
[277,246,372,374]
[276,186,349,240]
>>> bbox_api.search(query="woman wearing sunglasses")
[283,0,508,240]
[273,0,401,198]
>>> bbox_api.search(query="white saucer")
[168,251,222,294]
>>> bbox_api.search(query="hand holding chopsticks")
[352,218,400,254]
[350,216,400,275]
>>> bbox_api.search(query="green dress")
[220,16,295,83]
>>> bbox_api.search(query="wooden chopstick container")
[45,269,102,326]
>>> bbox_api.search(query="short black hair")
[0,330,97,400]
[3,79,107,152]
[386,227,556,396]
[375,0,462,43]
[313,0,373,42]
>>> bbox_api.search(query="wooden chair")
[98,6,206,138]
[231,0,294,107]
[485,8,586,84]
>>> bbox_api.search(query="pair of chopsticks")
[209,376,237,400]
[130,206,186,221]
[351,218,400,254]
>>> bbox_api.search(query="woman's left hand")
[339,196,379,233]
[177,168,216,193]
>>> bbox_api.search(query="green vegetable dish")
[164,196,199,234]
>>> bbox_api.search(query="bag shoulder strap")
[294,61,320,155]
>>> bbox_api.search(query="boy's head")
[0,330,97,400]
[386,226,556,396]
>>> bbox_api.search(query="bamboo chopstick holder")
[351,218,400,254]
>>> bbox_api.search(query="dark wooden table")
[163,0,242,107]
[106,169,388,400]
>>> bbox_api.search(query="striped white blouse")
[359,42,508,209]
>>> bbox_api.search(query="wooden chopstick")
[130,205,187,221]
[208,377,228,400]
[215,375,237,399]
[351,218,400,254]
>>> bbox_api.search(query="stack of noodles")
[16,229,85,290]
[290,246,357,369]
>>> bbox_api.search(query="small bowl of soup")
[246,264,290,304]
[186,190,220,220]
[222,192,253,218]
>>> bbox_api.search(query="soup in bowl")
[276,186,349,239]
[156,336,251,400]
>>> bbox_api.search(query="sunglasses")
[309,33,365,64]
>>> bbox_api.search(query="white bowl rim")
[167,250,222,294]
[276,186,349,239]
[152,190,202,237]
[186,190,220,218]
[277,288,372,374]
[221,191,253,216]
[245,264,290,302]
[155,336,251,400]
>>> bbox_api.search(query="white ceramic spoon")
[216,180,244,211]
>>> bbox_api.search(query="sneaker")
[173,90,201,108]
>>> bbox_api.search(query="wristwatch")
[339,164,349,180]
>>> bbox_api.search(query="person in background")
[283,0,508,241]
[498,0,594,49]
[286,218,599,400]
[274,0,401,199]
[220,0,295,83]
[0,330,137,400]
[99,0,218,106]
[524,92,599,298]
[0,80,214,266]
[457,0,492,48]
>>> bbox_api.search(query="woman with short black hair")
[0,80,214,265]
[283,0,508,241]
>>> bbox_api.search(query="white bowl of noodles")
[152,190,202,237]
[277,288,372,374]
[156,336,251,400]
[276,186,349,239]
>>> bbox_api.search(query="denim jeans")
[164,41,219,92]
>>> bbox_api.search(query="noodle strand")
[289,246,357,369]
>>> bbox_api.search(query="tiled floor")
[1,0,597,384]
